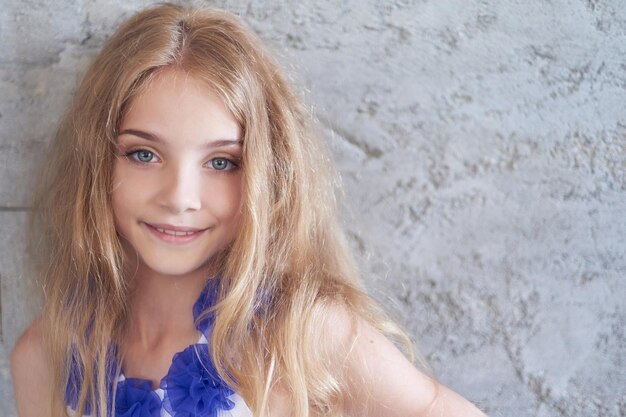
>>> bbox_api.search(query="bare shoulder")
[11,317,52,417]
[319,302,486,417]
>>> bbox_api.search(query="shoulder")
[11,317,47,374]
[11,317,52,417]
[317,302,486,417]
[316,302,433,415]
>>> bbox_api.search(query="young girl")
[11,4,486,417]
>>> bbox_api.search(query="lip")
[143,222,207,244]
[147,223,205,232]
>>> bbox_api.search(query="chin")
[118,234,233,279]
[141,261,207,278]
[140,249,227,278]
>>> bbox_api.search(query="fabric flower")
[65,346,118,414]
[115,378,162,417]
[66,277,241,417]
[192,279,220,337]
[65,352,86,412]
[161,344,235,417]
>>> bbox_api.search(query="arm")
[326,305,486,417]
[11,318,53,417]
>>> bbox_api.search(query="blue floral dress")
[65,281,253,417]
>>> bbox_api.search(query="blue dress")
[65,281,253,417]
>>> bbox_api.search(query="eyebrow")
[118,128,243,149]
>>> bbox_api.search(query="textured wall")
[1,1,625,416]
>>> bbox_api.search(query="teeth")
[155,227,197,236]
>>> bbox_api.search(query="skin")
[109,69,244,384]
[11,69,486,417]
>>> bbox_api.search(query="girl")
[11,4,486,417]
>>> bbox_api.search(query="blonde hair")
[31,4,418,416]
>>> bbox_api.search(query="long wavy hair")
[31,4,418,416]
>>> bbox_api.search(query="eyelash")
[124,149,240,171]
[126,149,160,164]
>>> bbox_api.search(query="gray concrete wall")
[1,1,624,416]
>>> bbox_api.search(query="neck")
[123,261,218,349]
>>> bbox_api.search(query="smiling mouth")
[144,223,208,243]
[154,227,197,236]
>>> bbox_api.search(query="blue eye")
[127,149,157,163]
[210,158,237,171]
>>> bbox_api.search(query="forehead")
[125,69,215,115]
[119,69,242,143]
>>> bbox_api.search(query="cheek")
[110,163,144,222]
[205,175,243,220]
[110,165,130,227]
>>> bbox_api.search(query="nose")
[156,163,202,214]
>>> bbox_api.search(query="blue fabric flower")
[65,345,117,414]
[66,277,238,416]
[161,344,235,417]
[115,378,162,417]
[192,279,220,337]
[65,351,85,412]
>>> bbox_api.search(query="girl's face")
[112,69,243,278]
